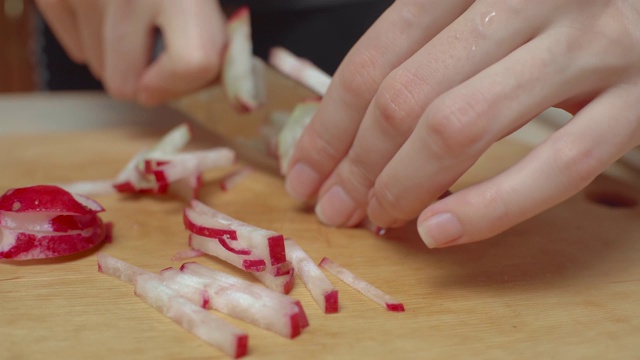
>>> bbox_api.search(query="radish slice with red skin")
[185,201,287,267]
[0,185,104,215]
[277,100,320,175]
[162,267,305,339]
[145,148,236,185]
[181,262,308,329]
[0,220,106,260]
[268,47,331,96]
[319,257,405,312]
[189,234,267,272]
[285,239,338,313]
[222,6,266,112]
[135,273,249,359]
[251,266,295,295]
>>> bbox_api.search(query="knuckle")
[335,49,382,100]
[373,69,427,136]
[373,177,414,221]
[297,128,344,171]
[424,92,489,157]
[548,135,601,189]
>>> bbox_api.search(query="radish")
[319,257,405,312]
[222,6,266,112]
[219,166,253,192]
[285,239,338,313]
[97,254,249,358]
[135,274,249,358]
[189,233,267,272]
[277,100,320,174]
[0,185,104,215]
[171,248,205,261]
[268,46,331,96]
[162,266,306,339]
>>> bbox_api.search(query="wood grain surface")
[1,77,639,359]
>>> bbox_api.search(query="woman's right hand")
[36,0,227,106]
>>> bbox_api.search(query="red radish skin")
[189,234,267,272]
[319,257,405,312]
[0,185,104,215]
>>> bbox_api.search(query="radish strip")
[220,166,254,192]
[57,179,117,197]
[319,257,405,312]
[268,47,331,96]
[172,248,205,261]
[189,234,267,272]
[181,262,308,329]
[277,100,320,174]
[222,7,266,112]
[97,252,151,284]
[162,267,304,339]
[285,239,338,313]
[135,274,249,358]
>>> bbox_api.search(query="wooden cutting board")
[1,75,639,359]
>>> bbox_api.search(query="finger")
[70,0,105,79]
[367,26,622,229]
[35,0,85,63]
[313,0,549,227]
[284,0,475,202]
[103,0,156,101]
[417,83,640,248]
[136,0,226,106]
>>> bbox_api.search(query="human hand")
[36,0,226,106]
[283,0,640,248]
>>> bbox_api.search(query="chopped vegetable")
[268,46,331,96]
[319,257,405,312]
[277,100,320,174]
[285,239,338,313]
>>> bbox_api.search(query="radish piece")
[251,265,295,295]
[145,148,236,185]
[189,234,266,272]
[169,173,203,202]
[0,212,101,233]
[277,100,320,174]
[184,201,286,266]
[57,179,117,197]
[172,248,205,261]
[147,123,192,156]
[268,47,331,96]
[181,262,308,329]
[135,273,249,358]
[222,6,266,112]
[220,166,254,191]
[0,185,104,215]
[0,221,106,260]
[161,267,305,339]
[97,252,151,284]
[319,257,405,312]
[285,239,338,313]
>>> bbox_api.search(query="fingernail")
[285,163,320,201]
[315,185,356,226]
[417,212,463,248]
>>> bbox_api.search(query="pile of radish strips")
[2,6,406,359]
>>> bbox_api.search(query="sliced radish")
[171,248,205,262]
[0,185,104,215]
[285,239,338,313]
[0,212,101,233]
[0,221,106,260]
[189,234,267,272]
[277,100,320,174]
[268,46,331,96]
[181,262,308,328]
[146,123,192,156]
[222,6,266,112]
[57,179,117,197]
[97,252,151,284]
[319,257,405,312]
[145,148,236,185]
[184,201,286,266]
[251,265,295,295]
[220,166,254,192]
[135,273,249,358]
[161,266,305,339]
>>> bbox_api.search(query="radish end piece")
[386,303,405,312]
[324,290,339,314]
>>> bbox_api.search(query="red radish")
[222,6,266,112]
[319,257,405,312]
[184,201,287,266]
[0,185,103,215]
[268,47,331,96]
[97,254,249,358]
[285,239,338,313]
[171,248,205,262]
[181,262,308,328]
[135,273,249,359]
[97,252,151,284]
[189,234,267,272]
[162,266,305,339]
[145,148,236,185]
[220,166,254,192]
[0,219,106,260]
[277,100,320,174]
